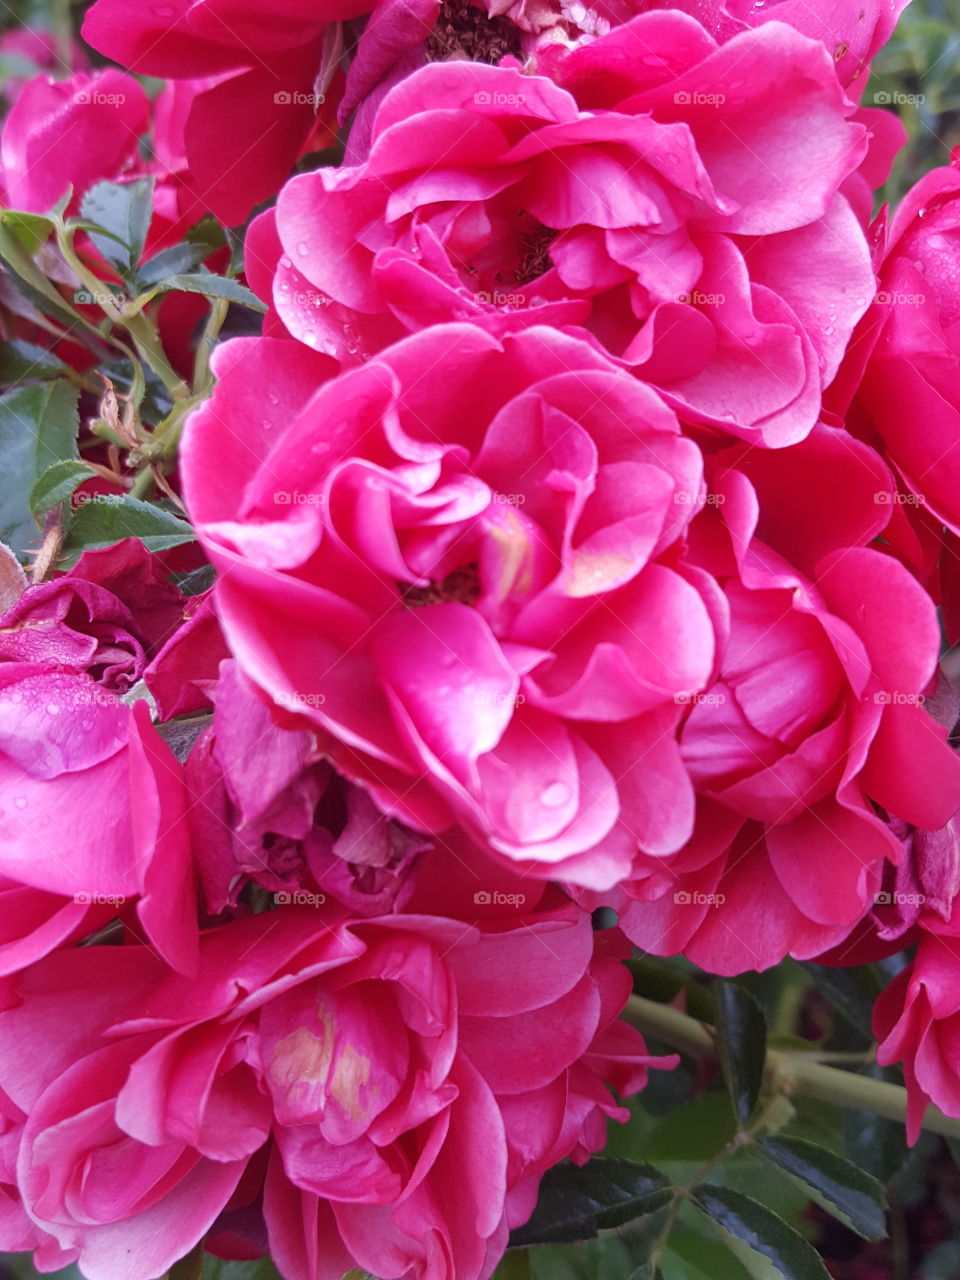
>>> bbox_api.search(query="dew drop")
[14,797,26,811]
[541,782,570,809]
[268,392,280,405]
[296,241,309,257]
[46,703,60,715]
[279,255,292,270]
[303,331,319,347]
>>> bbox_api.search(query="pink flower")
[0,539,186,690]
[82,0,354,224]
[0,666,196,973]
[835,162,960,538]
[593,423,960,972]
[186,659,429,916]
[0,898,672,1279]
[874,931,960,1142]
[259,20,873,444]
[183,324,715,888]
[0,541,197,973]
[0,69,149,213]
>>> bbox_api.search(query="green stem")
[626,995,960,1141]
[51,0,73,74]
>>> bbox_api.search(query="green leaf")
[29,460,92,519]
[80,178,155,277]
[136,219,227,287]
[163,272,267,312]
[0,221,86,328]
[692,1185,831,1280]
[0,338,71,383]
[63,496,195,562]
[714,981,767,1127]
[509,1159,673,1247]
[757,1135,886,1240]
[800,962,880,1042]
[495,1252,533,1279]
[174,563,217,596]
[0,206,54,253]
[659,1210,757,1280]
[0,380,79,553]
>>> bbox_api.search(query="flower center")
[399,562,481,608]
[425,0,523,64]
[514,222,558,285]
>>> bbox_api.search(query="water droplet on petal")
[303,331,318,346]
[296,241,309,257]
[14,797,27,810]
[46,703,60,715]
[279,256,292,270]
[541,782,570,808]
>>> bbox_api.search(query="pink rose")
[82,0,353,224]
[594,424,960,972]
[0,898,672,1279]
[0,69,149,213]
[186,659,429,916]
[0,665,196,973]
[874,931,960,1142]
[837,163,960,537]
[183,325,714,887]
[259,20,873,443]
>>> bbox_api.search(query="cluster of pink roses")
[4,0,960,1272]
